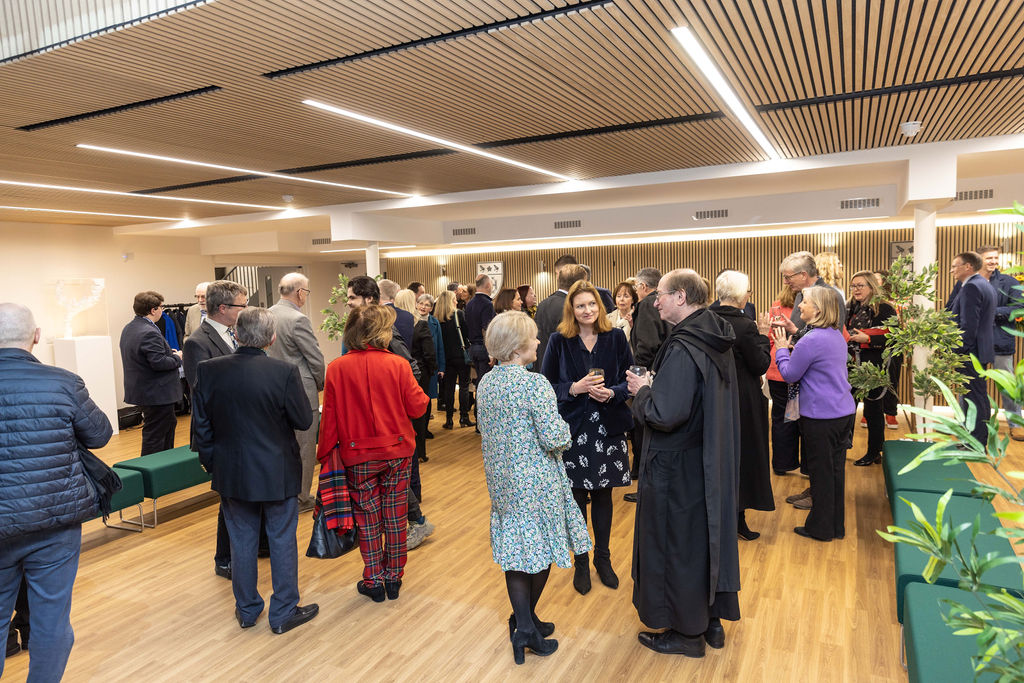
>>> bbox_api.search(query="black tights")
[504,567,551,635]
[572,488,612,555]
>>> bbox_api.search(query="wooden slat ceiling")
[0,0,1022,226]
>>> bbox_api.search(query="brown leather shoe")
[1010,426,1024,442]
[792,495,812,510]
[785,487,811,504]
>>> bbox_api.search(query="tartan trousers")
[347,458,411,585]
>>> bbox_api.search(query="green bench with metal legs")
[90,466,146,532]
[115,445,211,526]
[883,440,977,510]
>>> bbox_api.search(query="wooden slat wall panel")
[386,222,1024,404]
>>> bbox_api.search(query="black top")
[464,293,495,346]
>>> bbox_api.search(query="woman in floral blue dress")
[477,311,592,665]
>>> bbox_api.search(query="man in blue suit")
[949,251,997,446]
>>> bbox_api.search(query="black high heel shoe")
[508,613,555,640]
[511,628,558,665]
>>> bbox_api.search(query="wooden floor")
[7,407,1019,682]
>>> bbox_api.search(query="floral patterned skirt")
[564,416,630,490]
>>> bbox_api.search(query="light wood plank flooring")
[7,407,1017,682]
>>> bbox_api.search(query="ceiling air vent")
[840,197,880,210]
[452,227,477,236]
[693,209,728,220]
[311,237,331,245]
[955,189,994,201]
[554,219,582,230]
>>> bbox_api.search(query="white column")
[912,205,938,429]
[365,242,380,278]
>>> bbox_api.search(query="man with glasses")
[268,273,326,512]
[949,252,997,446]
[183,281,210,340]
[776,251,846,333]
[119,291,183,456]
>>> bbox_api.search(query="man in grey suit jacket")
[267,273,326,511]
[183,281,210,340]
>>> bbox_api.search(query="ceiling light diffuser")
[303,99,574,182]
[77,144,415,198]
[670,26,781,161]
[0,205,180,221]
[0,179,284,210]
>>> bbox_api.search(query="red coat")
[317,347,429,467]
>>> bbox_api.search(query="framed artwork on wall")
[477,261,503,292]
[889,240,913,266]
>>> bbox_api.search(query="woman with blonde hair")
[771,286,855,542]
[394,290,436,472]
[541,280,634,594]
[477,311,591,664]
[435,290,474,429]
[814,251,845,288]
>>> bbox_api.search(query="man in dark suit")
[191,307,318,634]
[949,251,997,446]
[580,263,615,313]
[535,262,587,367]
[465,273,497,382]
[119,291,182,456]
[378,279,415,346]
[183,280,249,581]
[625,267,667,501]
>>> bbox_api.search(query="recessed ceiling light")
[303,99,574,182]
[0,205,180,221]
[0,179,284,210]
[670,26,781,161]
[76,143,415,198]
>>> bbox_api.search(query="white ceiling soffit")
[0,0,214,61]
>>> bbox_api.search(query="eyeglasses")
[850,283,869,289]
[655,289,679,299]
[223,303,247,308]
[298,288,311,295]
[782,272,804,282]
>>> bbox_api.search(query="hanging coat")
[631,307,742,635]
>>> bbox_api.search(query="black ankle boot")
[508,613,555,640]
[460,416,475,428]
[593,549,619,589]
[511,628,558,665]
[443,414,454,430]
[737,511,760,541]
[573,553,591,595]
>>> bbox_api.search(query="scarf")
[314,447,354,531]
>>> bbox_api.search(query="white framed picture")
[477,261,503,292]
[889,240,913,266]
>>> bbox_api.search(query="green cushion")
[883,440,977,504]
[90,467,144,520]
[903,583,1002,683]
[892,491,1001,534]
[116,445,211,498]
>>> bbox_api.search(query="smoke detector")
[899,121,922,138]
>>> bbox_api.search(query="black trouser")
[858,352,886,458]
[883,357,903,416]
[768,380,802,473]
[960,359,991,445]
[629,424,643,480]
[441,360,472,419]
[411,410,427,500]
[140,403,176,455]
[800,414,854,540]
[470,343,490,423]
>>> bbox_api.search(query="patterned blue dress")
[477,363,593,573]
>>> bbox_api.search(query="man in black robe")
[626,268,741,658]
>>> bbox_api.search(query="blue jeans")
[0,525,82,682]
[220,497,299,629]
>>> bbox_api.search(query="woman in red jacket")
[317,305,429,602]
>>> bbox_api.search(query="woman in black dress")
[435,291,474,428]
[847,270,897,466]
[541,280,634,594]
[713,270,774,540]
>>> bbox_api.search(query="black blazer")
[119,316,182,406]
[541,328,634,436]
[535,290,567,368]
[630,292,668,368]
[182,320,233,390]
[191,347,313,501]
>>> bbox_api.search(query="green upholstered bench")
[903,582,1002,682]
[116,446,211,526]
[883,440,977,505]
[892,492,1022,622]
[91,467,146,532]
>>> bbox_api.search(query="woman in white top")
[606,281,638,339]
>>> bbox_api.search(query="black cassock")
[631,308,742,635]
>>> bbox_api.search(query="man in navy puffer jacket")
[0,303,112,681]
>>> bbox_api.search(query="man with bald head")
[268,272,326,512]
[0,303,113,680]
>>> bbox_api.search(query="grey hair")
[485,311,537,363]
[780,251,818,277]
[195,281,210,293]
[0,303,37,348]
[715,270,749,305]
[205,280,249,312]
[635,267,662,289]
[417,293,435,305]
[378,279,400,301]
[278,272,308,296]
[234,307,275,348]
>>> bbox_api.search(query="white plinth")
[53,335,119,436]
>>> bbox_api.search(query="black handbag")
[305,508,357,559]
[77,447,123,517]
[453,311,472,364]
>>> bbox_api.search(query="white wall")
[0,221,215,406]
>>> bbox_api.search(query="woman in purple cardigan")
[771,286,855,542]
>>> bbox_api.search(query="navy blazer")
[535,290,567,369]
[119,316,182,406]
[191,347,313,501]
[989,269,1022,355]
[386,303,416,348]
[540,327,634,437]
[951,273,996,364]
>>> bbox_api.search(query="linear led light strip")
[0,205,180,221]
[670,26,781,161]
[0,179,284,210]
[321,244,416,253]
[303,99,574,182]
[77,144,415,198]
